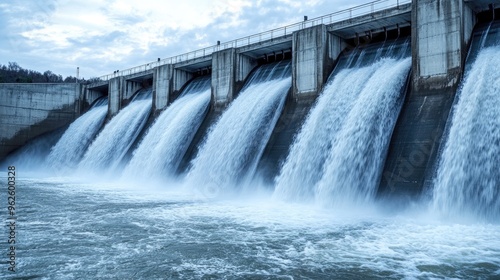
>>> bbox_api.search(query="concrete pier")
[153,64,172,111]
[292,24,344,99]
[108,77,123,117]
[412,0,475,91]
[211,48,257,108]
[379,0,477,197]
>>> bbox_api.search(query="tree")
[0,62,80,83]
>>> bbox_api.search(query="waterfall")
[78,89,152,173]
[273,67,376,201]
[46,97,108,172]
[123,77,211,179]
[186,61,291,195]
[315,57,410,207]
[274,41,410,207]
[432,46,500,220]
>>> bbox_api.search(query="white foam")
[433,46,500,221]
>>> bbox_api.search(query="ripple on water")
[10,181,500,279]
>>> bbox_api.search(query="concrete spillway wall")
[292,24,344,98]
[0,83,81,159]
[2,0,497,199]
[379,0,478,198]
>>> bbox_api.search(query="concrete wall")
[124,81,142,105]
[412,0,475,91]
[106,66,193,117]
[153,64,173,111]
[0,83,80,159]
[380,0,477,198]
[211,48,257,107]
[85,89,104,107]
[108,77,145,117]
[108,77,123,117]
[292,24,344,99]
[83,81,108,111]
[173,69,193,96]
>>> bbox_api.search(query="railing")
[97,0,411,81]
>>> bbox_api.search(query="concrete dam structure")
[1,0,499,214]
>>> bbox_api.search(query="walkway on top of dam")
[90,0,413,86]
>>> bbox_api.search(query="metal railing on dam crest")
[96,0,411,81]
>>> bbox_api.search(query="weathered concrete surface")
[173,69,193,96]
[124,81,142,104]
[152,64,194,111]
[153,64,173,111]
[238,35,293,59]
[85,90,104,107]
[108,77,123,117]
[255,94,315,184]
[412,0,475,91]
[211,48,257,107]
[329,3,412,38]
[0,83,81,159]
[379,88,454,198]
[292,24,344,99]
[85,81,108,108]
[108,77,145,117]
[465,0,500,12]
[380,0,476,199]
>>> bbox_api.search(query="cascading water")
[315,57,410,207]
[273,67,376,201]
[274,41,411,207]
[0,128,65,171]
[46,97,108,172]
[4,29,500,280]
[432,24,500,220]
[78,88,152,173]
[123,77,211,179]
[186,61,291,194]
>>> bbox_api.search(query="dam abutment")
[0,83,81,158]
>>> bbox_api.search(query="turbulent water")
[3,30,500,279]
[78,90,151,173]
[5,177,499,279]
[46,98,108,172]
[123,78,211,179]
[433,46,500,220]
[187,61,291,194]
[274,43,410,207]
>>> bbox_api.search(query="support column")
[412,0,474,92]
[211,48,257,108]
[292,24,343,99]
[108,77,124,117]
[153,64,173,111]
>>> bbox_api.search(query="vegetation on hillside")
[0,62,99,83]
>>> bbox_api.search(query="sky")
[0,0,390,79]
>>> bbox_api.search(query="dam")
[1,0,500,278]
[2,0,497,199]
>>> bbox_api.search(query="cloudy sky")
[0,0,394,79]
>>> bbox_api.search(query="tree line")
[0,62,100,84]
